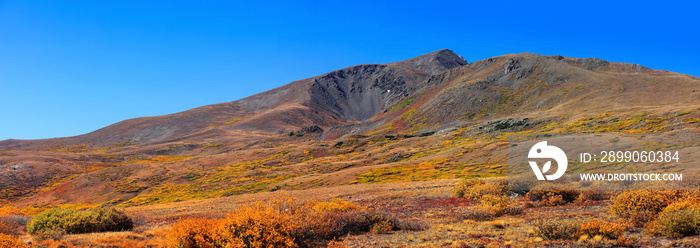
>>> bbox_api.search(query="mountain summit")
[393,49,468,75]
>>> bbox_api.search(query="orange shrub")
[170,197,307,248]
[0,206,21,217]
[663,197,700,212]
[169,197,413,248]
[542,194,567,206]
[326,239,346,248]
[453,178,508,199]
[580,220,624,239]
[169,218,222,248]
[609,190,679,227]
[0,233,32,248]
[369,220,393,234]
[217,201,301,248]
[479,195,513,216]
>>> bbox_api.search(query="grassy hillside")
[1,51,699,247]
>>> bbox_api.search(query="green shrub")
[27,206,133,234]
[653,208,700,238]
[532,219,580,240]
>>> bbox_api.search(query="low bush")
[579,220,624,239]
[0,233,32,248]
[457,207,496,221]
[311,210,400,239]
[532,219,580,240]
[0,206,21,217]
[453,178,507,200]
[27,206,133,234]
[503,204,524,216]
[169,197,412,248]
[369,220,393,234]
[575,190,609,205]
[394,219,428,231]
[609,190,679,227]
[650,200,700,238]
[0,217,22,237]
[525,187,580,205]
[326,239,345,248]
[169,218,222,248]
[456,190,521,222]
[32,227,66,243]
[579,190,609,201]
[542,194,567,206]
[219,212,297,247]
[312,198,361,213]
[506,175,537,195]
[170,199,304,248]
[479,195,513,216]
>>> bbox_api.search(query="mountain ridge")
[0,49,467,148]
[1,50,697,150]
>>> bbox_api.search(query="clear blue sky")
[0,0,697,140]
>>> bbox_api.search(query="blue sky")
[0,0,697,140]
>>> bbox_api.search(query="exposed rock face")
[299,125,324,134]
[309,64,421,121]
[308,49,467,121]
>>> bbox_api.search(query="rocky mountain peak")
[393,49,467,75]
